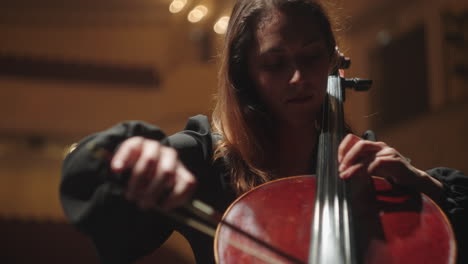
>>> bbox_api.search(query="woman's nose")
[289,68,304,87]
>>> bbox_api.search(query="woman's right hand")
[110,136,197,211]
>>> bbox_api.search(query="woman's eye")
[300,53,322,66]
[262,57,286,71]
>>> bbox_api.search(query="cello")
[212,57,456,263]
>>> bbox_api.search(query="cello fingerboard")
[309,75,357,264]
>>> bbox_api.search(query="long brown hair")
[212,0,338,195]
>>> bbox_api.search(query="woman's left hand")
[337,134,444,202]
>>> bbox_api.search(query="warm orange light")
[188,5,208,23]
[214,16,230,34]
[169,0,187,14]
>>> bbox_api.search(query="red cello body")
[214,175,456,264]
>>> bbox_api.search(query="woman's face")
[248,9,331,125]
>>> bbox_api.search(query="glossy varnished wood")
[215,176,456,264]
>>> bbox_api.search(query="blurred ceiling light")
[169,0,187,14]
[214,16,230,34]
[188,5,208,23]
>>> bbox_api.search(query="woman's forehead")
[254,10,325,53]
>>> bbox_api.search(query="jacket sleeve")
[59,116,214,264]
[427,167,468,264]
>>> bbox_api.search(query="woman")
[60,0,468,263]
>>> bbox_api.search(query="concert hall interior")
[0,0,467,263]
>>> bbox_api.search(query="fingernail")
[113,160,123,169]
[340,171,349,179]
[339,163,344,172]
[340,173,346,179]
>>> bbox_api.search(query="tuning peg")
[342,78,372,91]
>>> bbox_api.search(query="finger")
[339,69,345,78]
[126,140,161,200]
[367,155,396,174]
[340,162,364,180]
[160,164,197,211]
[367,147,405,176]
[139,147,179,209]
[111,137,144,172]
[367,155,414,186]
[374,147,410,165]
[338,134,360,163]
[339,139,385,172]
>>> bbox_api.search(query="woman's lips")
[285,95,313,104]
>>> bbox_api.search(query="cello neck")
[308,75,357,264]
